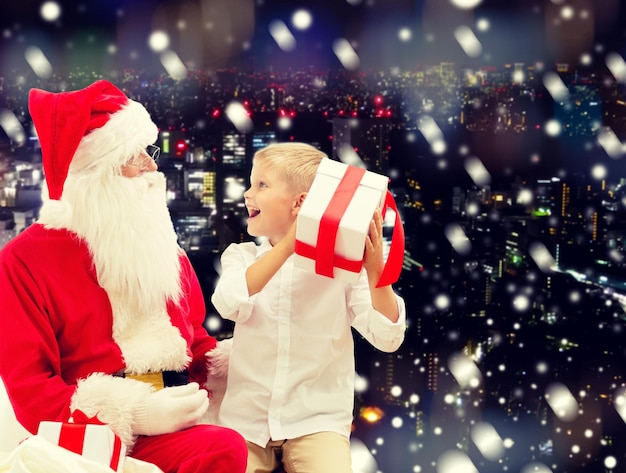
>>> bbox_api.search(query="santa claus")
[0,80,247,473]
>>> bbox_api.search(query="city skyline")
[2,68,626,470]
[2,1,626,472]
[3,60,626,189]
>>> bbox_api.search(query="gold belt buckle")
[125,372,165,390]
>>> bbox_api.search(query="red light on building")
[175,140,188,157]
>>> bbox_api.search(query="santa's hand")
[131,382,209,436]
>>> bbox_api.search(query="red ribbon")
[72,410,104,425]
[315,166,366,278]
[109,434,123,472]
[295,165,405,287]
[376,190,405,288]
[66,410,124,471]
[294,241,365,274]
[58,423,86,456]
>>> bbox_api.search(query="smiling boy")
[211,142,407,473]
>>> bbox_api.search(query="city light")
[360,406,384,424]
[2,1,626,471]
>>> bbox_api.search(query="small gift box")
[295,158,404,286]
[37,411,126,472]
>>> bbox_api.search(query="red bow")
[71,409,104,425]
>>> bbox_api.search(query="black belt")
[113,370,189,390]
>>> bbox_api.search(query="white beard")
[52,171,191,372]
[36,166,192,372]
[60,171,182,314]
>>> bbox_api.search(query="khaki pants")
[246,432,352,473]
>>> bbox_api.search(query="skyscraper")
[331,117,393,174]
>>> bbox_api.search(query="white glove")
[131,382,209,436]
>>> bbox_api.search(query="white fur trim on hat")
[71,100,158,175]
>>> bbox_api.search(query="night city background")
[2,1,626,472]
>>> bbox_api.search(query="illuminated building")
[252,130,277,153]
[503,220,529,274]
[158,130,220,254]
[331,117,392,174]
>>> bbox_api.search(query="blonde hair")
[253,142,327,194]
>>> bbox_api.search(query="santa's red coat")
[0,223,217,445]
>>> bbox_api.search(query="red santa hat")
[29,79,158,201]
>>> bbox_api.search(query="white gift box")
[295,158,389,284]
[37,420,126,472]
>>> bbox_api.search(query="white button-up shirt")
[211,240,407,447]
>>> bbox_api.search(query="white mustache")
[133,170,164,188]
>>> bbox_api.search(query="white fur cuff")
[203,338,232,425]
[70,372,154,448]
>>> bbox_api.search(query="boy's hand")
[363,208,400,322]
[363,208,384,279]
